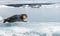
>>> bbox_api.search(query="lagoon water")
[0,4,60,36]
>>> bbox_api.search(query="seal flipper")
[3,19,8,23]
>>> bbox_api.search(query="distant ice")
[41,4,60,8]
[0,4,60,8]
[0,5,14,8]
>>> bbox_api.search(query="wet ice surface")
[0,22,60,36]
[0,22,41,36]
[0,4,60,36]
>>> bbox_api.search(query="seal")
[3,14,27,23]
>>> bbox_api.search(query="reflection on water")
[0,22,59,36]
[53,33,60,36]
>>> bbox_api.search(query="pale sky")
[0,0,59,4]
[0,0,60,3]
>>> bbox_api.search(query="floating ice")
[0,16,3,23]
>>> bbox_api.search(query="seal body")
[3,14,27,23]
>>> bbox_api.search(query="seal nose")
[23,16,27,19]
